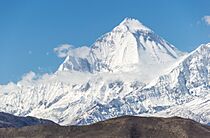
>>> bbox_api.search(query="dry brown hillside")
[0,116,210,138]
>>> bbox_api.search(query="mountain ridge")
[0,112,56,128]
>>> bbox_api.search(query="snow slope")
[0,18,209,126]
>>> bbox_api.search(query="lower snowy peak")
[58,55,91,72]
[57,46,92,72]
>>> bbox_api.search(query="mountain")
[90,18,183,73]
[0,112,55,128]
[58,18,185,82]
[1,116,210,138]
[58,46,91,72]
[0,18,209,126]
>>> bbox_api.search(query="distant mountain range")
[0,18,209,126]
[0,115,210,138]
[0,112,55,128]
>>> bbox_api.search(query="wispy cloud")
[202,16,210,25]
[53,44,74,58]
[21,71,37,82]
[53,44,90,59]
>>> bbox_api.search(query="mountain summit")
[118,17,151,32]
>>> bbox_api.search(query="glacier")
[0,18,209,126]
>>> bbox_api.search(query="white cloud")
[202,16,210,25]
[17,71,38,86]
[53,44,74,58]
[53,44,90,59]
[21,71,37,81]
[17,71,52,86]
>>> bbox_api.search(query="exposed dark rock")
[0,112,56,128]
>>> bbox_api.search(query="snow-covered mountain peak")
[198,43,210,50]
[90,18,184,73]
[206,43,210,47]
[117,17,151,33]
[58,18,185,74]
[57,46,91,72]
[186,43,210,58]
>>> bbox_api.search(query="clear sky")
[0,0,210,84]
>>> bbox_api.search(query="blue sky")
[0,0,210,84]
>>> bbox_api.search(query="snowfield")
[0,18,209,125]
